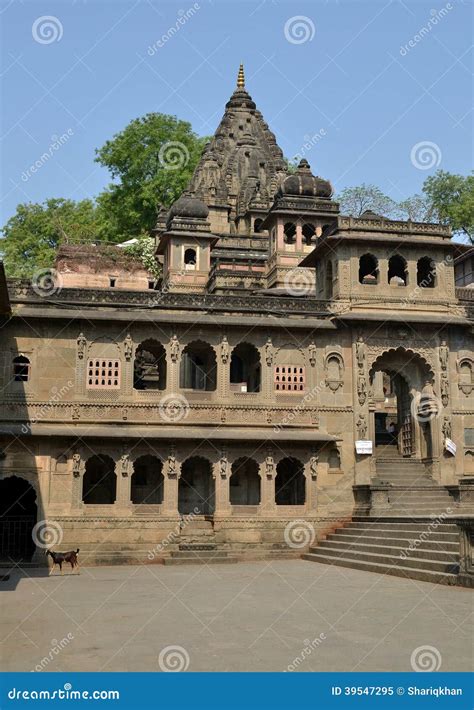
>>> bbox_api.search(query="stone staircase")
[302,519,460,585]
[302,450,462,585]
[165,519,238,565]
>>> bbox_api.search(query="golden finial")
[237,63,245,89]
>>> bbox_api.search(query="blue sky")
[1,0,472,225]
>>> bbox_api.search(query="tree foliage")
[337,184,399,219]
[422,170,474,243]
[95,113,208,241]
[1,198,102,278]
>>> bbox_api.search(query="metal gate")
[0,516,36,560]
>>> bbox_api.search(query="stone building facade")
[0,68,473,566]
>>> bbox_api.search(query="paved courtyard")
[0,560,472,673]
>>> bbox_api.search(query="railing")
[456,287,474,301]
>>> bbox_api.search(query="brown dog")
[46,548,80,575]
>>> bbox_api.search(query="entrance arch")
[0,476,37,561]
[230,457,260,505]
[369,347,435,459]
[178,456,215,515]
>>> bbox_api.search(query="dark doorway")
[275,458,305,505]
[178,457,215,515]
[0,477,37,561]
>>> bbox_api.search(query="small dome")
[168,194,209,221]
[360,209,381,220]
[280,159,332,198]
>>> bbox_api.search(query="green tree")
[95,113,208,241]
[1,198,101,278]
[422,170,474,243]
[398,194,436,223]
[337,184,399,218]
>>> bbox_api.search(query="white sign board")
[355,440,373,455]
[445,438,457,456]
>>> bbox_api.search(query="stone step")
[314,540,459,561]
[329,529,459,543]
[308,547,458,574]
[345,521,459,532]
[302,552,458,585]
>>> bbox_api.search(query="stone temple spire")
[183,66,288,234]
[237,63,245,89]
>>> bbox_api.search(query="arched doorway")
[131,455,164,504]
[230,457,260,505]
[370,348,435,459]
[275,458,305,505]
[0,477,37,561]
[178,456,214,515]
[82,455,116,504]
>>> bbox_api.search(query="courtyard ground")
[0,560,471,673]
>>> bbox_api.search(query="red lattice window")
[274,365,305,392]
[87,359,121,389]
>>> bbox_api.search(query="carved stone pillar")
[306,458,318,513]
[162,454,180,516]
[213,459,231,517]
[260,461,276,516]
[116,458,131,509]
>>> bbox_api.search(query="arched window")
[131,455,164,504]
[388,255,408,286]
[417,257,436,288]
[359,254,379,284]
[275,457,305,505]
[254,218,263,233]
[13,355,30,382]
[302,223,316,246]
[184,248,197,270]
[325,261,333,298]
[230,343,261,392]
[230,457,260,505]
[180,341,216,391]
[82,455,116,504]
[284,222,296,244]
[134,340,167,391]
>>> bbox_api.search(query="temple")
[0,67,473,584]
